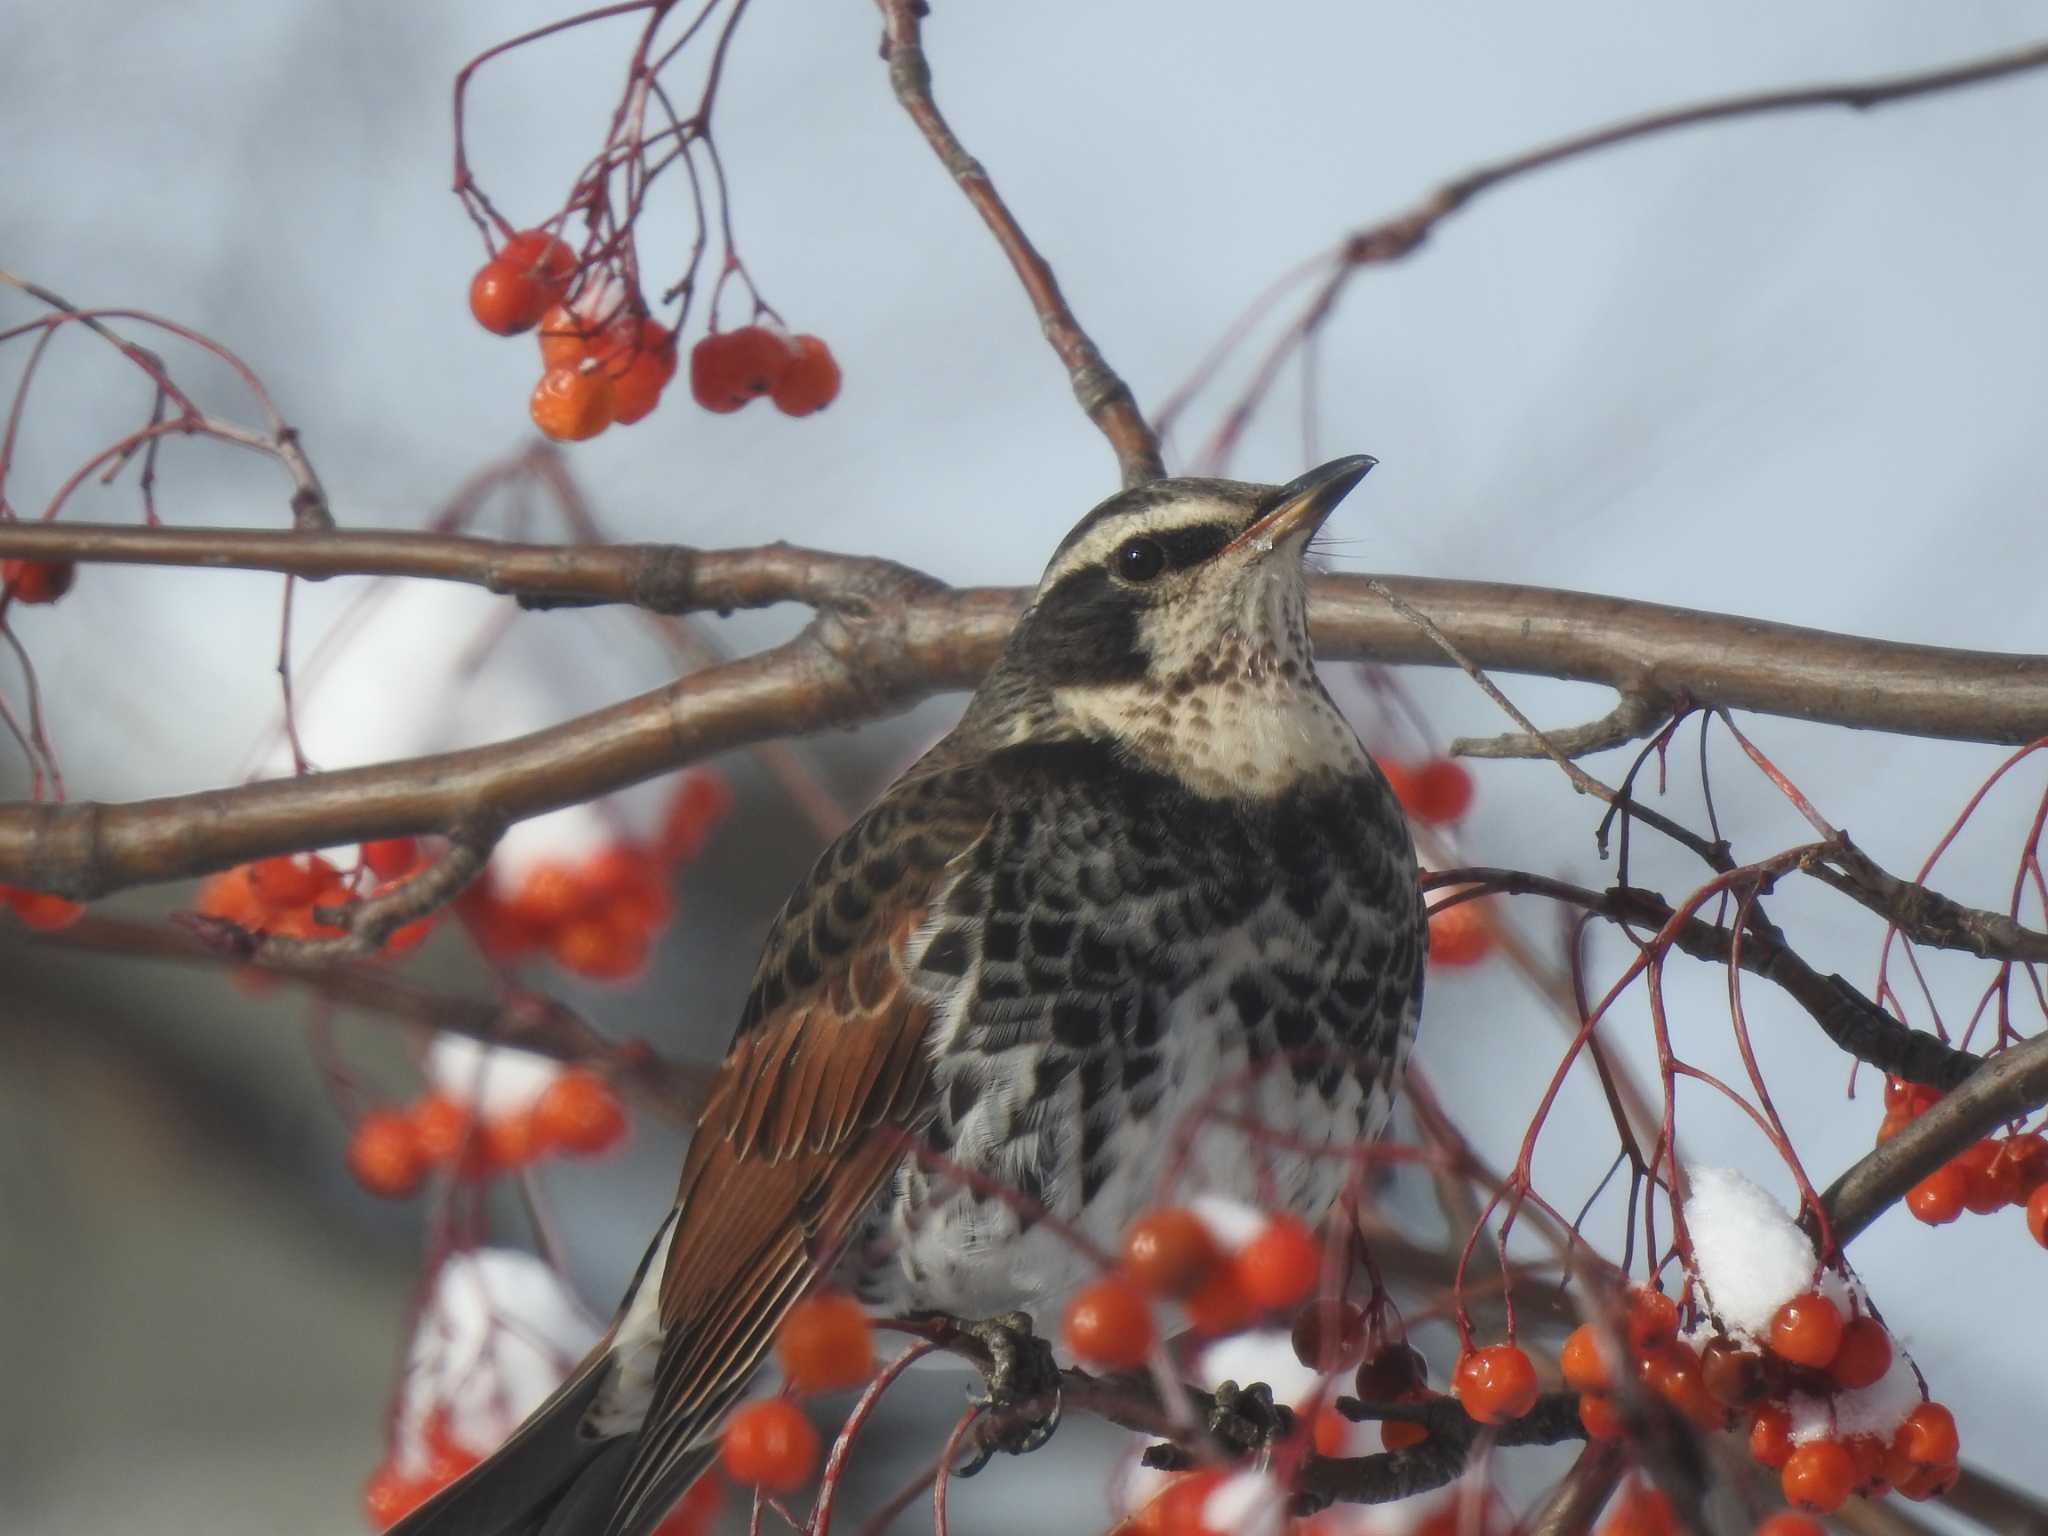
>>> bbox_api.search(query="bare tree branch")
[1452,690,1675,762]
[3,526,2045,900]
[871,0,1164,485]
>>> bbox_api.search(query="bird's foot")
[956,1311,1064,1474]
[1205,1379,1296,1462]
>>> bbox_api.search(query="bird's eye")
[1112,537,1166,583]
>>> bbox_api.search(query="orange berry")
[658,773,734,865]
[1353,1341,1428,1400]
[534,1069,628,1156]
[1120,1206,1222,1298]
[1841,1432,1889,1495]
[1780,1440,1855,1514]
[3,884,84,930]
[1906,1164,1967,1225]
[2029,1183,2048,1247]
[197,863,266,926]
[498,229,578,296]
[347,1109,426,1199]
[470,259,549,335]
[1749,1405,1794,1469]
[248,853,331,911]
[719,1398,819,1492]
[1290,1298,1367,1371]
[1958,1138,2007,1214]
[1599,1480,1674,1536]
[1625,1287,1681,1352]
[1311,1403,1351,1457]
[1699,1338,1766,1408]
[362,1461,433,1529]
[1064,1276,1155,1368]
[776,1290,874,1394]
[530,366,615,442]
[649,1476,725,1536]
[1,557,75,604]
[1827,1315,1891,1390]
[769,334,841,417]
[1183,1264,1255,1336]
[1754,1517,1824,1536]
[581,845,673,929]
[1994,1132,2048,1203]
[1453,1344,1539,1424]
[1139,1470,1226,1536]
[1235,1214,1321,1310]
[411,1092,479,1171]
[1875,1109,1912,1143]
[1579,1393,1624,1440]
[1560,1324,1614,1394]
[1893,1459,1960,1502]
[510,860,590,930]
[361,838,421,880]
[457,882,545,961]
[1639,1340,1721,1430]
[1404,759,1474,824]
[1427,898,1493,967]
[550,912,650,982]
[689,326,794,412]
[1380,1411,1430,1452]
[537,303,596,368]
[1768,1292,1844,1369]
[1895,1401,1958,1465]
[598,318,679,425]
[482,1110,544,1170]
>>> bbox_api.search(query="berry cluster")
[348,1067,629,1200]
[1,881,82,931]
[1061,1207,1324,1371]
[1560,1286,1958,1513]
[1882,1076,2048,1239]
[458,774,731,983]
[1376,756,1474,826]
[1,556,74,605]
[198,841,438,956]
[465,229,839,440]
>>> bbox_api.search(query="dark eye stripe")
[1151,524,1232,570]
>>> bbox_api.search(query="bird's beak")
[1227,454,1377,556]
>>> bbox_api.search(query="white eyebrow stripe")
[1036,495,1250,590]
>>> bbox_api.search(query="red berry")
[1120,1207,1222,1299]
[1906,1164,1967,1224]
[1578,1393,1623,1440]
[1598,1480,1674,1536]
[1183,1264,1255,1336]
[470,259,549,335]
[1353,1341,1428,1400]
[769,334,841,417]
[1768,1292,1844,1369]
[649,1477,724,1536]
[1699,1338,1766,1408]
[1453,1344,1539,1424]
[1749,1405,1794,1469]
[248,853,331,911]
[1754,1516,1824,1536]
[658,773,734,865]
[510,861,590,929]
[1404,759,1474,824]
[347,1109,426,1199]
[1958,1138,2007,1214]
[1063,1276,1155,1368]
[411,1092,480,1172]
[534,1069,629,1156]
[537,303,597,368]
[3,883,84,931]
[596,317,679,426]
[1894,1401,1958,1465]
[689,326,794,412]
[362,1461,433,1529]
[1639,1340,1721,1430]
[1994,1132,2048,1204]
[550,911,649,982]
[1560,1324,1614,1395]
[1380,1409,1430,1452]
[1625,1287,1681,1352]
[1428,898,1493,967]
[719,1398,819,1492]
[1827,1315,1891,1389]
[776,1290,874,1393]
[361,838,421,880]
[1235,1214,1322,1310]
[1290,1298,1366,1371]
[2029,1183,2048,1247]
[482,1110,544,1170]
[530,366,614,442]
[1780,1440,1856,1514]
[498,230,577,296]
[1,557,75,604]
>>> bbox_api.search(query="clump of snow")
[425,1033,564,1120]
[394,1248,600,1470]
[1197,1327,1322,1409]
[1785,1352,1922,1445]
[1683,1167,1848,1343]
[1204,1470,1287,1536]
[1190,1193,1267,1252]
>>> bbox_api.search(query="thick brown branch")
[3,530,2047,899]
[872,0,1163,485]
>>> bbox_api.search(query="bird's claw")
[1206,1380,1296,1461]
[955,1311,1064,1474]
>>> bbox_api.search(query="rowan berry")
[1578,1393,1624,1439]
[550,912,650,981]
[1827,1315,1891,1390]
[1748,1404,1794,1469]
[1453,1344,1538,1424]
[362,1462,433,1529]
[1958,1138,2007,1214]
[1753,1516,1823,1536]
[720,1398,819,1491]
[1598,1480,1674,1536]
[1405,759,1474,824]
[2,884,83,930]
[534,1069,628,1156]
[347,1109,426,1199]
[1064,1276,1155,1368]
[1626,1287,1681,1352]
[470,259,549,335]
[1780,1440,1855,1514]
[1427,899,1493,967]
[1699,1337,1766,1408]
[1560,1324,1614,1395]
[1120,1207,1221,1298]
[498,230,577,295]
[530,366,615,442]
[1353,1340,1429,1401]
[776,1290,874,1393]
[689,326,794,412]
[1768,1292,1843,1369]
[1906,1164,1967,1225]
[1235,1213,1321,1310]
[1895,1401,1959,1465]
[2029,1183,2048,1248]
[1290,1298,1366,1371]
[769,334,840,417]
[362,838,421,880]
[1,557,74,604]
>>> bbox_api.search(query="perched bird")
[394,456,1427,1536]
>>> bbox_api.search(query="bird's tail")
[386,1347,629,1536]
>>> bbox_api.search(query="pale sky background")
[4,2,2046,1532]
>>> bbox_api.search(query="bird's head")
[973,455,1376,795]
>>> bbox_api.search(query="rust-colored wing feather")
[601,760,992,1536]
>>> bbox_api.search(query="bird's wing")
[601,758,995,1536]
